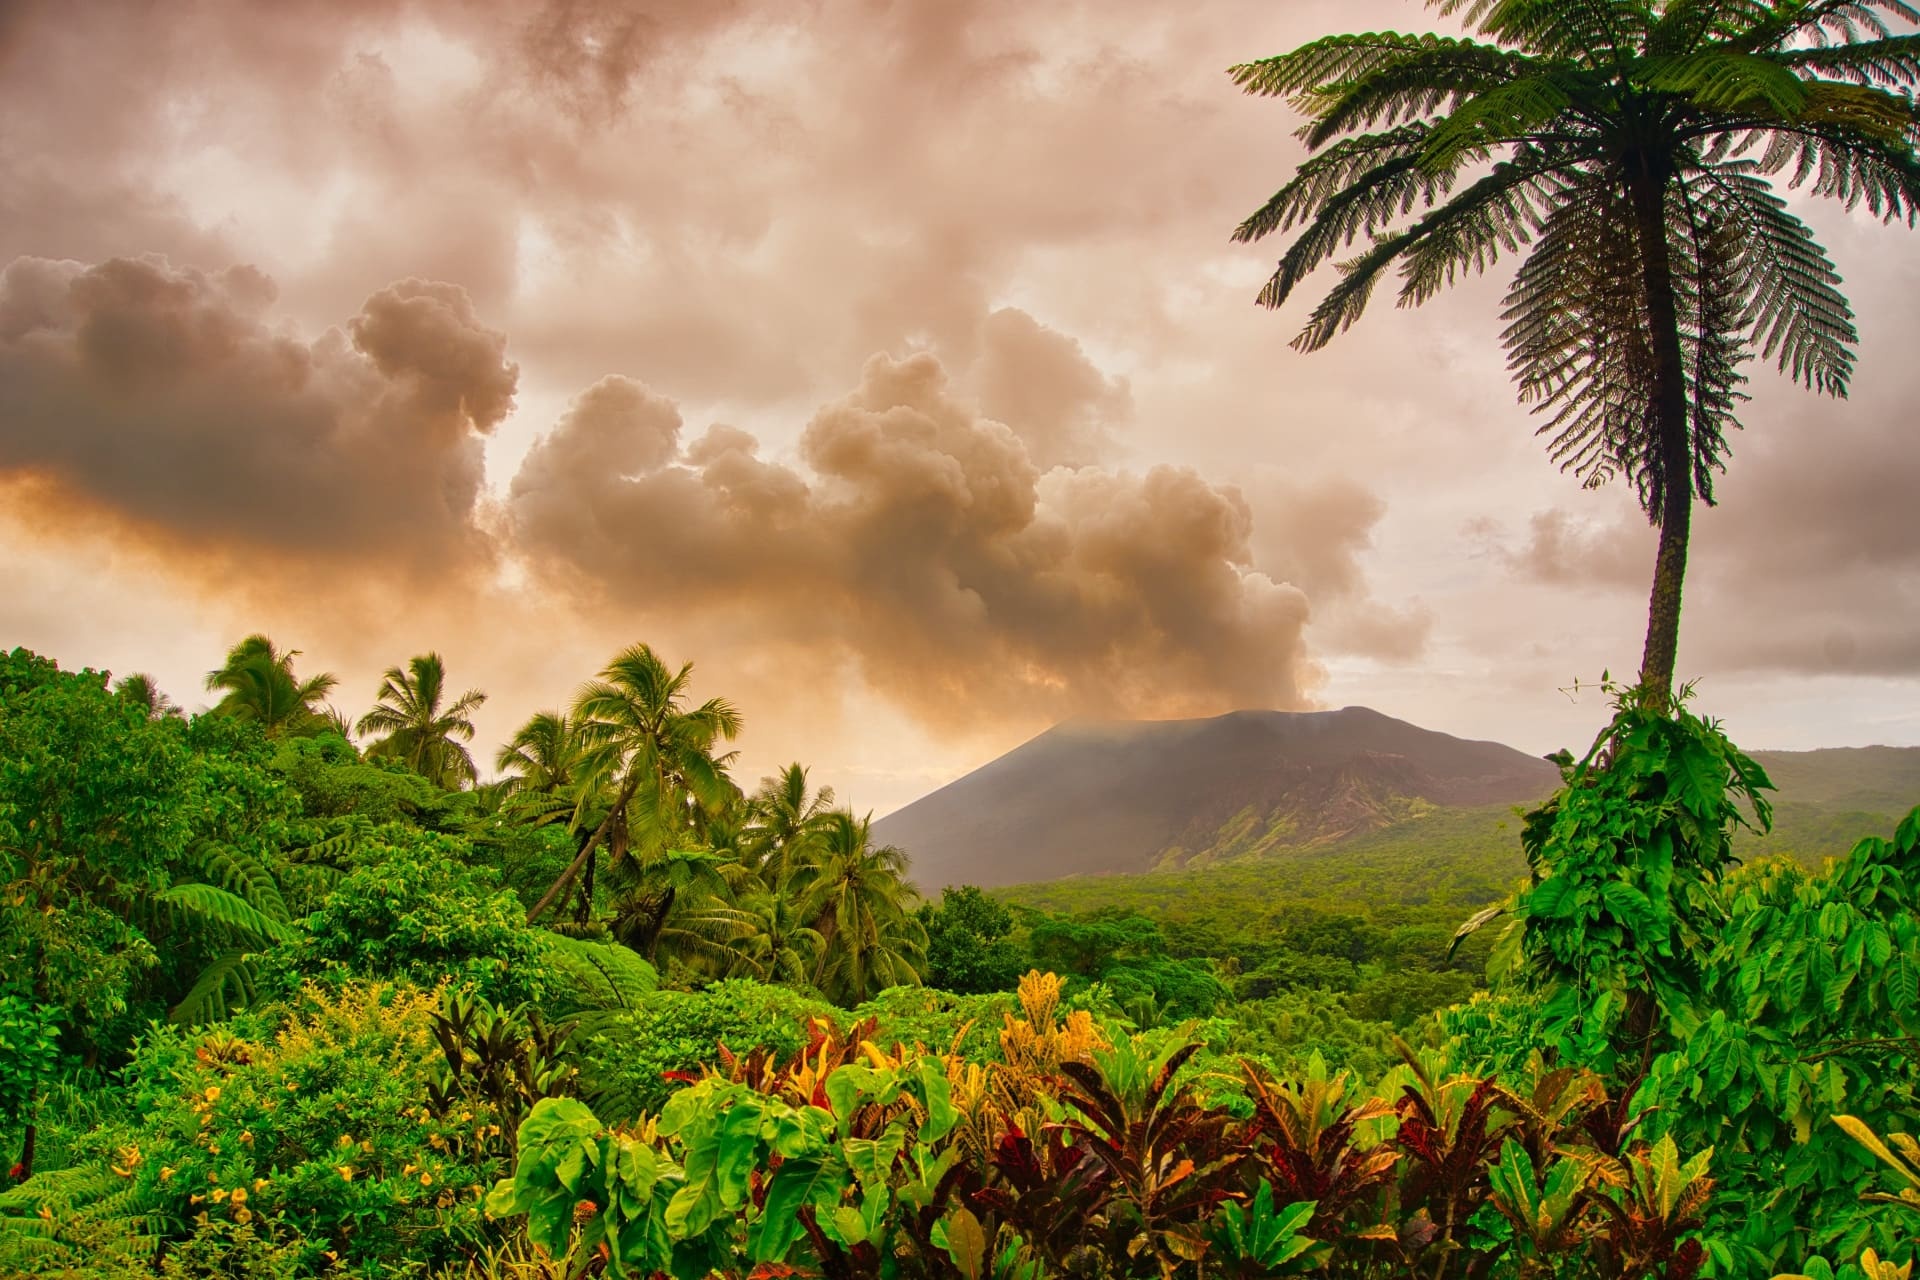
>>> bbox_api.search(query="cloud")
[1500,508,1651,590]
[1245,473,1433,662]
[0,256,515,573]
[962,307,1128,469]
[510,351,1321,726]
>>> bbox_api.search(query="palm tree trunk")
[1628,164,1692,707]
[525,771,640,924]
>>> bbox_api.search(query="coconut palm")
[205,635,339,735]
[602,848,758,972]
[524,643,743,924]
[495,711,586,797]
[355,652,487,789]
[733,888,826,987]
[791,810,925,1006]
[1233,0,1920,702]
[114,673,181,720]
[746,762,836,887]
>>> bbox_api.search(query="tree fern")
[180,840,291,924]
[0,1161,158,1274]
[536,934,660,1014]
[168,949,260,1026]
[155,882,299,945]
[1234,0,1920,698]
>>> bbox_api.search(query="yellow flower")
[402,1163,417,1176]
[230,1188,248,1205]
[234,1207,253,1225]
[419,1172,433,1187]
[337,1134,354,1148]
[160,1166,176,1182]
[336,1165,355,1181]
[239,1131,253,1146]
[253,1178,269,1192]
[189,1194,205,1205]
[204,1086,221,1103]
[210,1188,228,1205]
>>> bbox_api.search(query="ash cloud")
[0,256,515,572]
[509,352,1319,726]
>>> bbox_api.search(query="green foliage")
[1512,686,1773,1069]
[0,997,60,1127]
[920,886,1026,995]
[0,650,188,1032]
[489,1003,1722,1280]
[575,981,838,1122]
[286,828,554,1007]
[355,653,488,791]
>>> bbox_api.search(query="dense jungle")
[7,0,1920,1278]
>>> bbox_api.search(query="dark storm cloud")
[0,256,515,570]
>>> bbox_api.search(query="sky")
[3,0,1918,817]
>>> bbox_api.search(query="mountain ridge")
[874,706,1561,890]
[874,708,1920,892]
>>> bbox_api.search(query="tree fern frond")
[1644,50,1813,115]
[1415,73,1582,171]
[1690,165,1858,392]
[1434,0,1652,66]
[1230,32,1526,104]
[182,839,290,923]
[156,882,300,944]
[1283,153,1567,347]
[0,1161,160,1272]
[1296,44,1544,148]
[169,950,260,1025]
[537,934,660,1013]
[291,815,374,865]
[1772,34,1920,88]
[1233,125,1439,243]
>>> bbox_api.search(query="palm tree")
[524,643,743,924]
[1233,0,1920,702]
[733,888,826,987]
[114,673,181,720]
[791,810,925,1006]
[495,711,585,796]
[205,635,339,735]
[746,762,835,887]
[355,653,487,789]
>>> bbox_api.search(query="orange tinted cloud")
[0,256,514,572]
[509,351,1321,726]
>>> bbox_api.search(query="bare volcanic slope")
[874,707,1562,891]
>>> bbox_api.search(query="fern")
[155,882,299,945]
[0,1161,158,1275]
[169,949,260,1026]
[537,933,660,1014]
[182,839,290,924]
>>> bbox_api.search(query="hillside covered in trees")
[3,636,1920,1279]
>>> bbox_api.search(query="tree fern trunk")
[1628,162,1692,707]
